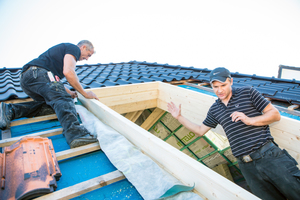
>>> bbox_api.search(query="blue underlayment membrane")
[75,104,203,200]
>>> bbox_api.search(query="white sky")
[0,0,300,77]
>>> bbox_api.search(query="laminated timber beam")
[35,170,125,200]
[10,114,57,127]
[288,104,300,111]
[140,108,165,130]
[3,98,33,104]
[56,142,100,161]
[125,110,144,122]
[80,81,300,199]
[79,83,259,200]
[89,82,159,114]
[110,99,156,114]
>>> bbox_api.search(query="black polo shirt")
[203,86,273,157]
[22,43,81,79]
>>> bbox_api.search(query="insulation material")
[149,122,170,139]
[205,130,230,150]
[160,113,181,131]
[150,113,234,169]
[201,152,227,168]
[75,105,202,200]
[223,148,237,163]
[212,164,234,182]
[175,126,196,145]
[189,138,215,159]
[165,136,194,158]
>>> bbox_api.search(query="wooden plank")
[79,88,258,200]
[169,79,195,85]
[99,90,158,107]
[125,110,144,122]
[10,114,57,127]
[88,82,159,98]
[3,98,33,104]
[0,128,63,147]
[198,83,210,86]
[288,104,300,111]
[35,170,125,200]
[56,142,101,161]
[140,108,165,130]
[109,99,157,114]
[271,128,300,154]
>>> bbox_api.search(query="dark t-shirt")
[22,43,81,79]
[203,87,272,157]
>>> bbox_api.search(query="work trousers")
[15,66,90,145]
[238,144,300,200]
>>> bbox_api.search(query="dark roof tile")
[88,80,105,88]
[127,77,143,84]
[0,62,300,105]
[115,78,132,85]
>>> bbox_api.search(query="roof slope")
[0,61,300,105]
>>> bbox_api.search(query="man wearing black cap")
[168,67,300,199]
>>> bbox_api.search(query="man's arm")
[64,86,78,99]
[167,102,211,137]
[63,54,99,100]
[230,103,281,126]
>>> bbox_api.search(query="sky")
[0,0,300,78]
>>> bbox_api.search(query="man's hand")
[230,111,253,125]
[64,86,78,99]
[167,102,181,120]
[230,103,281,126]
[84,91,99,100]
[69,91,78,99]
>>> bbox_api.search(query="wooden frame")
[79,82,263,200]
[3,81,298,199]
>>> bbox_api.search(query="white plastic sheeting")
[75,105,203,200]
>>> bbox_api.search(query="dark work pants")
[238,145,300,200]
[16,66,90,145]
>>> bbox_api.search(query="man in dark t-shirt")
[0,40,99,148]
[167,67,300,199]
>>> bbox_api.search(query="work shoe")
[70,134,98,148]
[0,102,13,130]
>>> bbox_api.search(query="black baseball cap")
[209,67,231,83]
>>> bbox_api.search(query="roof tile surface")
[0,61,300,105]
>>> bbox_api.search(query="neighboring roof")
[1,61,300,106]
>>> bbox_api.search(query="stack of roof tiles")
[0,61,299,105]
